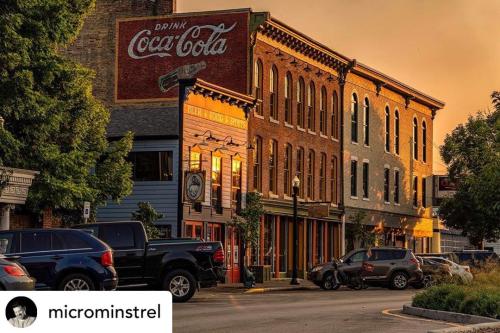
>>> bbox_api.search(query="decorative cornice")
[182,78,258,118]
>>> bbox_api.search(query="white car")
[423,256,473,283]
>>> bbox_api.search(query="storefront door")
[226,227,240,283]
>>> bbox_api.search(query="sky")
[177,0,500,173]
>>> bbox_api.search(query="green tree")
[345,211,376,251]
[131,202,163,239]
[0,0,133,221]
[228,192,265,284]
[439,92,500,248]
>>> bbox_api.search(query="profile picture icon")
[6,297,37,328]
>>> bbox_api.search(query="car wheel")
[163,269,196,303]
[321,273,337,290]
[423,275,434,288]
[390,272,409,290]
[59,273,95,291]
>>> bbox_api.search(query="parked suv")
[0,229,117,290]
[309,247,422,290]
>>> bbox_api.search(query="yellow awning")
[410,218,433,238]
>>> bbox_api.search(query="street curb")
[244,286,317,294]
[427,322,500,333]
[402,305,500,325]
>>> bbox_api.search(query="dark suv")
[309,247,422,290]
[0,229,117,290]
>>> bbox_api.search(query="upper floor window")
[296,147,305,198]
[362,162,369,199]
[384,167,390,203]
[422,121,427,163]
[330,156,338,204]
[269,139,278,193]
[129,151,173,181]
[385,106,390,152]
[253,136,262,191]
[350,159,358,197]
[319,153,327,201]
[351,93,358,143]
[284,144,292,196]
[394,170,400,204]
[307,82,316,131]
[211,155,222,214]
[307,150,315,199]
[422,177,427,207]
[254,59,263,115]
[363,97,370,146]
[394,110,400,155]
[297,77,305,128]
[270,65,278,120]
[413,118,419,160]
[285,72,293,124]
[332,91,339,139]
[320,87,327,135]
[413,175,418,207]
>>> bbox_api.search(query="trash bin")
[250,265,272,283]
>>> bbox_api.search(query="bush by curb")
[403,305,499,325]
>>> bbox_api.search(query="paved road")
[173,288,457,333]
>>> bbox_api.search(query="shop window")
[231,158,242,213]
[211,155,222,214]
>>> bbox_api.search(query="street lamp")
[291,176,300,285]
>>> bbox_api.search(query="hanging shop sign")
[184,171,206,203]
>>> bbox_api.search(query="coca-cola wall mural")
[115,11,250,102]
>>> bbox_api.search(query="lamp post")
[291,176,300,285]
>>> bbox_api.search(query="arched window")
[394,110,400,155]
[254,59,263,115]
[319,153,327,201]
[284,72,293,124]
[307,82,316,131]
[296,147,304,198]
[307,150,315,199]
[269,139,278,193]
[253,136,262,191]
[320,87,327,135]
[270,65,278,120]
[422,120,427,163]
[413,118,419,160]
[351,93,358,142]
[284,144,292,196]
[385,106,390,152]
[297,77,305,128]
[332,91,339,139]
[363,97,370,146]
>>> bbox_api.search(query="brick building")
[63,3,445,282]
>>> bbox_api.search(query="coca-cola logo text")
[127,22,238,59]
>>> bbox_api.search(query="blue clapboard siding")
[96,139,179,236]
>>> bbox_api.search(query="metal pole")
[291,186,299,285]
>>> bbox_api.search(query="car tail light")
[4,265,26,277]
[213,248,225,264]
[410,257,420,269]
[362,262,374,272]
[101,250,114,267]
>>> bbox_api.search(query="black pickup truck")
[72,221,225,302]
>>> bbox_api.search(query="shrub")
[412,269,500,319]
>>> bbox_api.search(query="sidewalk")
[206,278,319,294]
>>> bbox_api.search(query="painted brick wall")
[63,0,175,108]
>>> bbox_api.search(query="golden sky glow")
[178,0,500,173]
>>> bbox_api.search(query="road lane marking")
[381,309,462,327]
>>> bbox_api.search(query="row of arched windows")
[254,59,340,139]
[253,136,338,203]
[351,92,428,163]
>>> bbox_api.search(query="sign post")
[83,201,90,223]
